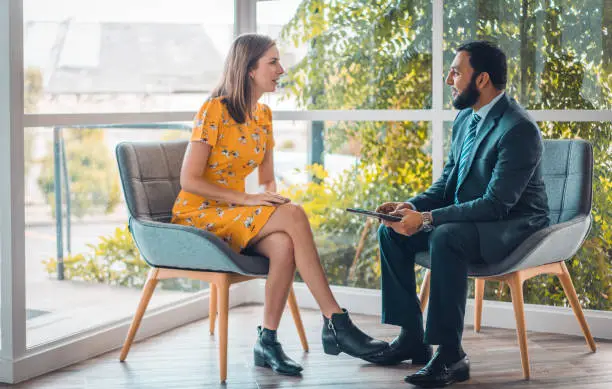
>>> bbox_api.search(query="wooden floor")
[4,304,611,389]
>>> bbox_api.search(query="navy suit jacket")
[408,94,550,263]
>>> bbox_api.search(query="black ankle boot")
[254,326,303,376]
[322,309,388,359]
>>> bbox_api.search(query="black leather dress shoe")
[254,326,303,376]
[404,351,470,388]
[363,337,432,365]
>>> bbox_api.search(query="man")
[368,41,550,387]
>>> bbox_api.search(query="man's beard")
[452,75,480,109]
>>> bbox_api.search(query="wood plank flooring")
[4,304,611,388]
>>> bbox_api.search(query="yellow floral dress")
[171,97,276,253]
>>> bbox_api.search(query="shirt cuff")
[406,202,417,211]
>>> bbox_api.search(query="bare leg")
[249,203,342,318]
[250,233,304,376]
[249,232,296,330]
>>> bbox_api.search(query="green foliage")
[282,159,430,287]
[43,226,147,286]
[278,2,435,288]
[276,1,438,289]
[37,129,121,218]
[42,225,205,291]
[280,0,432,111]
[280,0,611,310]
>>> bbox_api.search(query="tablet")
[346,208,402,222]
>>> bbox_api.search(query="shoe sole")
[363,358,430,366]
[324,346,388,362]
[362,351,432,366]
[406,371,470,388]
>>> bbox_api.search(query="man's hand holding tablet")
[370,201,426,236]
[346,208,403,222]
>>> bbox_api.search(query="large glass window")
[24,125,203,347]
[444,0,612,110]
[269,119,311,190]
[257,0,306,111]
[23,0,234,114]
[8,0,611,372]
[281,120,432,289]
[259,0,433,111]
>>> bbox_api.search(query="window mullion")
[432,0,445,180]
[0,0,27,371]
[235,0,257,36]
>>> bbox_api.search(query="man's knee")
[429,223,465,251]
[378,224,408,246]
[378,223,423,254]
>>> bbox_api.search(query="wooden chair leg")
[209,283,217,335]
[119,268,159,361]
[287,286,309,352]
[507,273,530,380]
[557,262,597,352]
[217,275,230,383]
[474,278,485,332]
[418,269,431,312]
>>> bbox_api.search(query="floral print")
[171,97,276,253]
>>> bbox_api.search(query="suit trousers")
[378,222,483,347]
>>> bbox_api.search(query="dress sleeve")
[263,104,275,149]
[190,98,223,146]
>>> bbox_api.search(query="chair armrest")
[129,217,260,274]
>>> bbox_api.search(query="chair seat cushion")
[130,217,269,276]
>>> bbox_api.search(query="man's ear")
[477,72,490,89]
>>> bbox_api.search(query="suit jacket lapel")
[456,94,510,191]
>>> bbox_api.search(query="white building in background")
[23,0,305,114]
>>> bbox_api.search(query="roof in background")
[24,21,230,94]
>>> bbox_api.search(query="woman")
[171,33,387,376]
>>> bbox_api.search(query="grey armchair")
[115,140,308,383]
[417,138,597,379]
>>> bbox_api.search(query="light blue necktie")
[455,113,481,203]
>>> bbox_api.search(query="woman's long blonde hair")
[211,33,275,124]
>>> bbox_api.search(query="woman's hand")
[243,192,291,206]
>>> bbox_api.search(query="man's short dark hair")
[457,41,507,90]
